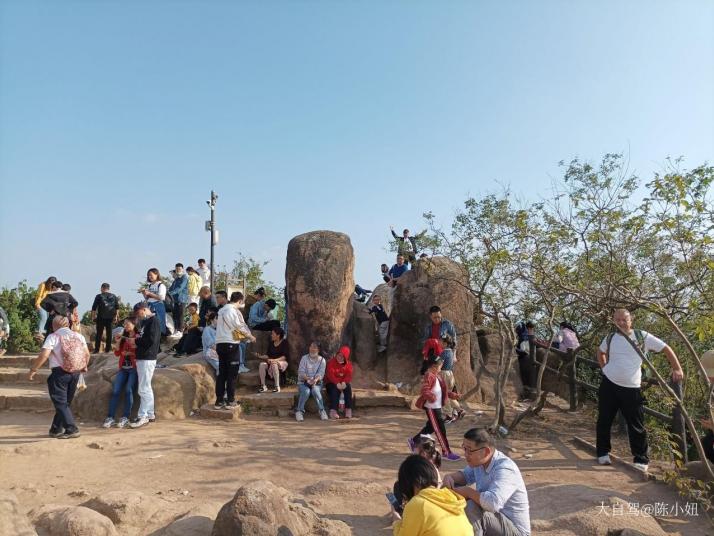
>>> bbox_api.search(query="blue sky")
[1,0,713,312]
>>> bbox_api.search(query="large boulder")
[154,503,223,536]
[212,481,350,536]
[81,491,163,529]
[0,491,37,536]
[285,231,355,369]
[386,257,476,393]
[30,505,118,536]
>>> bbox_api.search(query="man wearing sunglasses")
[442,428,530,536]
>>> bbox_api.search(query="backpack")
[59,331,88,373]
[164,291,174,313]
[97,293,117,319]
[605,329,651,381]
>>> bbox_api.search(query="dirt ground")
[1,400,712,535]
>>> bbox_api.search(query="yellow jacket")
[393,487,473,536]
[187,312,199,329]
[34,282,50,308]
[188,272,202,297]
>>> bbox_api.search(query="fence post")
[567,348,576,411]
[670,380,688,464]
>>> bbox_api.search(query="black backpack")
[97,293,117,319]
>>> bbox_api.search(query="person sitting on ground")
[257,326,289,393]
[0,306,10,357]
[198,286,217,327]
[392,434,443,516]
[173,303,202,356]
[91,283,119,354]
[248,298,281,331]
[368,294,390,353]
[41,280,79,335]
[388,255,409,283]
[140,268,167,335]
[391,455,473,536]
[443,428,531,536]
[103,317,138,429]
[325,345,353,419]
[354,284,372,302]
[28,316,89,439]
[243,287,266,321]
[186,266,202,306]
[390,226,427,264]
[34,276,57,338]
[295,341,328,422]
[411,348,461,462]
[202,311,219,374]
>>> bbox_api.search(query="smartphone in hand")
[386,492,403,515]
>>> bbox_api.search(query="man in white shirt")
[28,316,89,439]
[596,308,684,471]
[197,258,211,288]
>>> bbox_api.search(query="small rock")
[180,490,189,496]
[524,454,533,459]
[87,442,104,450]
[69,489,90,498]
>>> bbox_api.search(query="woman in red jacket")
[325,345,353,419]
[410,346,461,461]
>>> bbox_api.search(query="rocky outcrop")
[0,491,37,536]
[285,231,354,369]
[386,257,476,393]
[212,481,351,536]
[30,505,118,536]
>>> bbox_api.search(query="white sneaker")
[129,416,150,429]
[319,410,328,421]
[597,455,612,465]
[634,462,649,472]
[238,365,250,373]
[295,411,304,422]
[117,417,129,429]
[102,418,115,428]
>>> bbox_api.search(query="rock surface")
[30,504,118,536]
[211,480,351,536]
[285,231,355,369]
[0,491,37,536]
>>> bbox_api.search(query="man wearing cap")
[685,349,714,481]
[596,308,684,472]
[130,302,162,428]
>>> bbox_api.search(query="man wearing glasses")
[442,428,530,536]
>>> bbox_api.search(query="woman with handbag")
[214,291,255,409]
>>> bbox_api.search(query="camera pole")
[206,191,218,293]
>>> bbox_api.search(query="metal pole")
[208,190,217,294]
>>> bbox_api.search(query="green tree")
[0,281,41,353]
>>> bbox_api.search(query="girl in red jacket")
[325,345,353,419]
[410,348,461,461]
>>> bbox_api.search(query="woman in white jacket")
[214,291,255,409]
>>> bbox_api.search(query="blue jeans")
[297,382,324,413]
[37,308,48,334]
[149,301,167,335]
[238,341,247,367]
[107,368,137,419]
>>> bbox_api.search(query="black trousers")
[596,375,649,464]
[176,328,202,354]
[326,383,352,411]
[252,320,281,331]
[95,318,113,352]
[517,351,536,394]
[47,367,79,433]
[413,407,451,454]
[216,342,240,403]
[173,302,185,332]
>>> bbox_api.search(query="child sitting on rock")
[103,318,138,428]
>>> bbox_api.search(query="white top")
[599,331,666,388]
[425,377,443,409]
[147,281,166,303]
[197,266,211,287]
[215,304,252,344]
[42,327,88,369]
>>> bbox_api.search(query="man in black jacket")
[40,281,78,336]
[91,283,119,353]
[130,302,161,428]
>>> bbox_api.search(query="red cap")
[422,338,443,359]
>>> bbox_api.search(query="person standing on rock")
[368,294,390,353]
[0,305,9,356]
[411,350,462,462]
[257,326,289,393]
[91,283,118,353]
[295,341,328,422]
[140,268,167,335]
[186,266,202,306]
[214,291,255,409]
[443,428,531,536]
[28,316,89,439]
[197,258,211,288]
[325,345,353,419]
[423,306,464,423]
[103,317,138,428]
[388,255,410,284]
[130,301,162,428]
[390,226,426,265]
[168,263,189,337]
[596,308,684,472]
[34,276,56,339]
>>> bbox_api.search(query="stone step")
[0,356,34,368]
[0,386,54,412]
[197,403,243,420]
[0,368,50,384]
